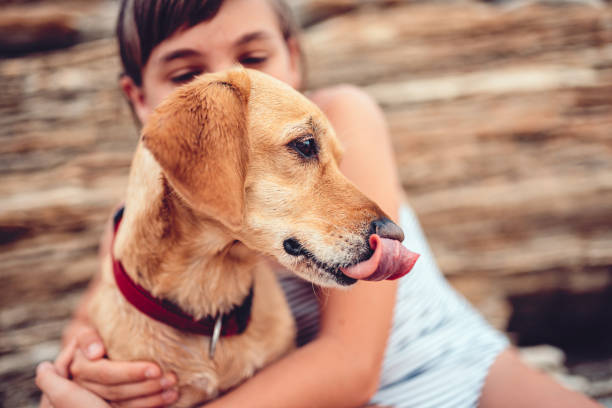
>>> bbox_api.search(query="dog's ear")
[142,68,251,230]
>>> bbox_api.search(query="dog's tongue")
[340,235,419,281]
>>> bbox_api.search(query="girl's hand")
[37,339,109,408]
[37,362,110,408]
[68,324,180,407]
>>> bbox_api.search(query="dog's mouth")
[282,237,374,287]
[340,234,419,281]
[283,235,420,286]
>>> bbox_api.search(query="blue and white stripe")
[279,205,508,407]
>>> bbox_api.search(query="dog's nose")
[370,218,405,242]
[283,238,304,256]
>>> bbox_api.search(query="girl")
[36,1,601,407]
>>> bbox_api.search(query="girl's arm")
[205,280,398,408]
[205,86,401,408]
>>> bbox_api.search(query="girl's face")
[122,0,302,125]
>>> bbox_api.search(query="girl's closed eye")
[239,53,268,67]
[170,69,202,84]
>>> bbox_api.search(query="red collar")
[111,207,253,337]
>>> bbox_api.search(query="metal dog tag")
[209,315,223,359]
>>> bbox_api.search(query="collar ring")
[209,314,223,358]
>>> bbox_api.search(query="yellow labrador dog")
[88,67,417,407]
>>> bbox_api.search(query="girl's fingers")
[70,349,161,385]
[36,362,109,408]
[73,326,106,360]
[78,374,177,402]
[54,339,77,377]
[113,388,179,408]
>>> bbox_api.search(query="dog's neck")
[113,147,257,319]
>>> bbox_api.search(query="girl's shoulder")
[306,84,385,125]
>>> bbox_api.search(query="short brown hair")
[117,0,301,86]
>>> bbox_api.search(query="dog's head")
[142,67,403,288]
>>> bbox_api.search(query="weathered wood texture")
[1,1,611,406]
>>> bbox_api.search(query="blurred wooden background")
[1,0,611,406]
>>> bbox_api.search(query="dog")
[88,67,410,407]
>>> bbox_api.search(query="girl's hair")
[117,0,301,86]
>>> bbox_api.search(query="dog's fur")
[89,67,391,407]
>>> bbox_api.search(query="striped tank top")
[278,205,509,408]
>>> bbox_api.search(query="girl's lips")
[339,234,419,281]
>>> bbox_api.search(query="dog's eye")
[289,137,318,159]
